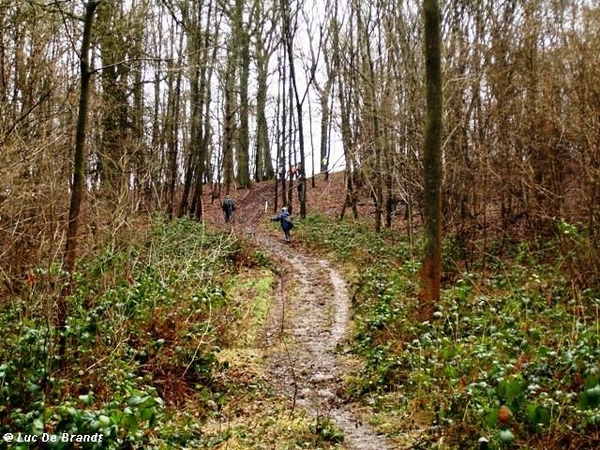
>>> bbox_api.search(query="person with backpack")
[272,206,293,242]
[222,195,235,223]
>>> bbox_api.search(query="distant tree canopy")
[1,0,599,291]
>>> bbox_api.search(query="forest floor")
[3,172,598,449]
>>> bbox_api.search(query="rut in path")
[251,230,393,450]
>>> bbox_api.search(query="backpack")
[223,198,234,210]
[282,214,293,227]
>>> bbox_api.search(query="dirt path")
[249,230,393,450]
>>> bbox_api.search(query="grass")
[226,269,274,346]
[295,213,600,449]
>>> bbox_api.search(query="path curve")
[250,230,393,450]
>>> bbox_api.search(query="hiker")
[222,195,235,223]
[297,181,305,202]
[272,206,294,242]
[289,164,302,179]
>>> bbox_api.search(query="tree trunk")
[61,0,101,362]
[419,0,443,320]
[320,77,333,177]
[165,47,183,218]
[222,45,236,196]
[97,1,129,200]
[179,63,201,217]
[282,0,307,217]
[255,40,274,181]
[279,53,288,209]
[236,0,251,188]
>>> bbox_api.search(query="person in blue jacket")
[272,206,294,242]
[222,195,235,223]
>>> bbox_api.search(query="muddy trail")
[228,184,394,449]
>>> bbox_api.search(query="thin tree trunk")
[237,0,251,188]
[166,35,183,218]
[255,55,272,181]
[320,77,333,177]
[179,63,201,217]
[279,53,287,208]
[282,0,307,217]
[223,45,236,196]
[61,0,101,362]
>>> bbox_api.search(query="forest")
[1,0,599,449]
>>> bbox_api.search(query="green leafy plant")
[0,217,263,448]
[297,214,600,448]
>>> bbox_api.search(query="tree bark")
[61,0,102,361]
[420,0,443,320]
[236,0,251,188]
[255,34,275,181]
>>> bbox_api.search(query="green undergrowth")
[0,216,340,449]
[296,214,600,449]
